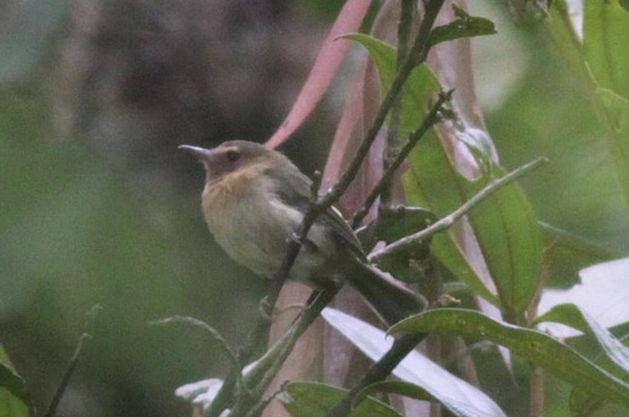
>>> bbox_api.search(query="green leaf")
[390,308,629,407]
[322,308,508,417]
[427,4,497,48]
[546,0,594,91]
[538,257,629,339]
[280,382,403,417]
[359,206,435,283]
[535,303,629,374]
[569,335,629,417]
[584,0,629,98]
[356,381,433,403]
[539,222,619,282]
[536,303,629,417]
[358,206,435,249]
[345,32,499,305]
[621,0,629,12]
[592,88,629,209]
[347,32,543,316]
[463,166,543,316]
[0,346,29,417]
[356,381,485,417]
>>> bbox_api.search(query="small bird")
[180,140,424,325]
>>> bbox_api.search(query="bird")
[179,140,425,325]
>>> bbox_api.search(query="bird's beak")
[178,144,213,162]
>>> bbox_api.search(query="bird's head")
[179,140,281,184]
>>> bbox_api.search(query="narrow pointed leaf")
[535,303,629,374]
[280,382,403,417]
[345,32,498,304]
[356,380,433,403]
[0,346,29,417]
[538,257,629,338]
[0,365,27,407]
[592,89,629,209]
[355,380,484,417]
[427,4,496,48]
[322,308,508,417]
[583,0,629,98]
[265,0,371,148]
[390,308,629,407]
[348,33,543,315]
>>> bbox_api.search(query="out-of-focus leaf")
[0,346,29,417]
[347,33,543,316]
[546,0,593,89]
[322,308,508,417]
[569,335,629,417]
[279,382,401,417]
[280,382,403,417]
[535,303,629,373]
[463,165,542,317]
[538,257,629,338]
[583,0,629,98]
[345,32,499,305]
[535,302,629,416]
[621,0,629,12]
[592,88,629,209]
[391,308,629,407]
[427,4,496,48]
[356,380,433,403]
[264,0,371,148]
[355,380,487,417]
[540,222,620,271]
[0,0,70,86]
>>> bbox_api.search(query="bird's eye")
[226,150,240,162]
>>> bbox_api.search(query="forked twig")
[369,157,548,263]
[44,304,102,417]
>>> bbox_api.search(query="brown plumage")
[180,140,425,324]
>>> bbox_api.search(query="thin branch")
[227,288,341,417]
[369,157,548,263]
[320,0,445,209]
[325,332,427,417]
[352,89,453,228]
[530,365,545,417]
[150,316,241,372]
[250,0,447,341]
[380,0,416,208]
[209,2,447,415]
[44,305,102,417]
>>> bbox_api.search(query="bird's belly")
[205,195,334,286]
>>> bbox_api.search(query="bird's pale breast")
[201,168,334,284]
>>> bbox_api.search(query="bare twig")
[44,305,102,417]
[380,0,416,208]
[352,90,453,227]
[325,332,427,417]
[256,0,447,325]
[150,316,241,371]
[530,365,544,417]
[227,288,341,417]
[320,0,445,210]
[369,157,548,263]
[211,2,447,415]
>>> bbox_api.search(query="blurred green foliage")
[1,1,628,417]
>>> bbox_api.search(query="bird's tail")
[343,261,426,326]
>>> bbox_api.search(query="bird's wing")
[267,165,365,259]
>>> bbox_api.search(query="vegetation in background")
[1,1,628,417]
